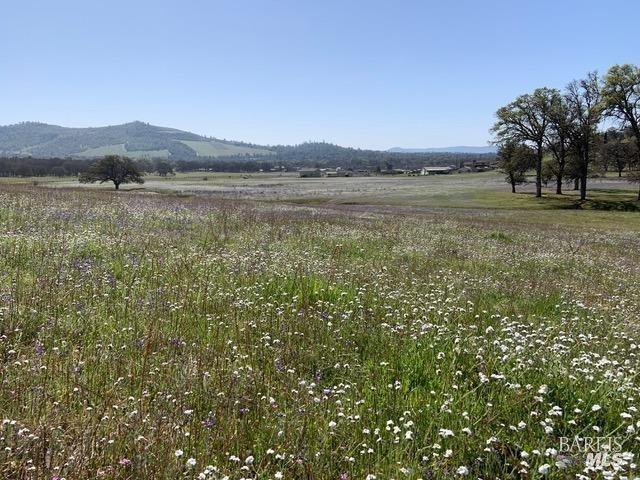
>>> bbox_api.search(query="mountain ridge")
[0,121,273,159]
[389,145,496,154]
[0,121,497,161]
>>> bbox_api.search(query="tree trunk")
[632,122,640,167]
[535,145,543,198]
[114,182,120,190]
[636,136,640,200]
[573,178,579,190]
[511,182,516,193]
[631,127,640,202]
[556,147,566,195]
[580,143,589,201]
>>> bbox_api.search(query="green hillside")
[0,121,273,160]
[180,140,272,157]
[77,144,171,159]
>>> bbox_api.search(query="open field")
[6,171,640,211]
[0,175,639,479]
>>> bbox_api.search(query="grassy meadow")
[1,174,639,479]
[9,170,640,211]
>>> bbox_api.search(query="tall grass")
[0,185,638,479]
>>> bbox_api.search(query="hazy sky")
[1,0,638,150]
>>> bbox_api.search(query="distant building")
[326,168,352,177]
[421,166,456,175]
[463,160,495,172]
[299,168,322,178]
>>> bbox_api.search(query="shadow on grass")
[558,198,640,212]
[511,191,640,212]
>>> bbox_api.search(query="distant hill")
[0,121,273,159]
[389,146,496,154]
[262,141,495,171]
[0,122,496,169]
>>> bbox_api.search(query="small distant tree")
[154,159,174,177]
[541,157,556,187]
[600,133,636,177]
[497,141,535,193]
[50,166,68,177]
[79,155,144,190]
[134,158,153,173]
[628,170,640,197]
[565,153,582,191]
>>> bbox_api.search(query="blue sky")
[1,0,638,150]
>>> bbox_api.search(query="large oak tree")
[492,88,559,198]
[79,155,144,190]
[545,94,574,194]
[565,72,602,201]
[602,64,640,199]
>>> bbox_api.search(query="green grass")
[12,170,639,212]
[76,143,171,159]
[77,143,169,158]
[0,176,638,479]
[76,143,129,157]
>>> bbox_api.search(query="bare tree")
[492,88,557,198]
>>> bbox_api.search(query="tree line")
[0,157,90,177]
[263,142,494,170]
[492,64,640,200]
[0,143,497,178]
[0,156,176,178]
